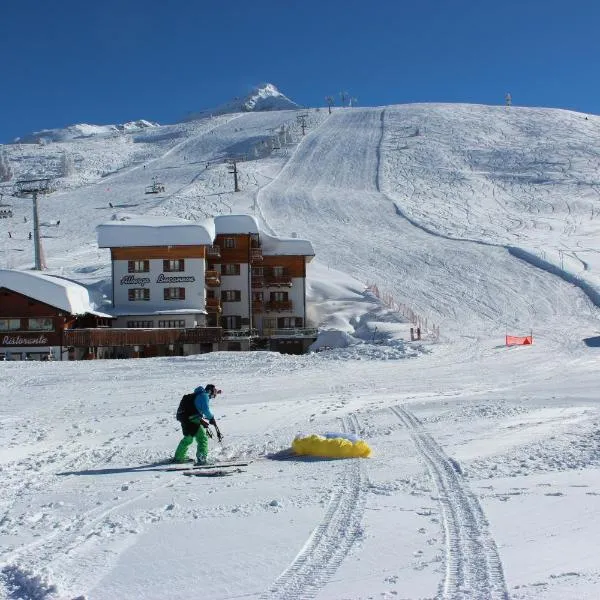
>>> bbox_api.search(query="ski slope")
[2,103,600,599]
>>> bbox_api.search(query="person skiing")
[173,384,222,465]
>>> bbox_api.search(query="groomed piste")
[292,432,372,458]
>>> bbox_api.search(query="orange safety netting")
[505,335,533,346]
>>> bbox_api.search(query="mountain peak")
[183,83,301,122]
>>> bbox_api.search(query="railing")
[206,245,221,259]
[265,300,293,312]
[63,327,222,347]
[205,270,221,287]
[205,297,222,312]
[251,276,265,288]
[222,329,259,339]
[265,275,292,287]
[252,301,264,313]
[269,328,319,338]
[250,247,263,262]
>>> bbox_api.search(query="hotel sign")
[2,335,49,346]
[119,274,196,286]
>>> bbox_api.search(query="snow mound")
[183,83,301,121]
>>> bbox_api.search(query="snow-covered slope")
[2,101,600,599]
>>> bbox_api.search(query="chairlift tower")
[226,157,243,192]
[14,178,52,270]
[297,114,308,136]
[505,92,512,108]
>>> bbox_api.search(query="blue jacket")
[193,386,214,420]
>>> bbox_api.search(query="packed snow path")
[261,414,367,600]
[392,406,509,599]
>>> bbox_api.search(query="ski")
[184,468,246,477]
[166,460,252,472]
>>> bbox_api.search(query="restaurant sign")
[2,335,49,346]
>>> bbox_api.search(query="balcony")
[265,300,293,312]
[265,275,292,287]
[252,301,264,313]
[206,245,221,260]
[205,270,221,287]
[63,327,222,347]
[269,328,319,338]
[251,276,265,289]
[205,297,222,313]
[222,328,259,339]
[250,247,263,262]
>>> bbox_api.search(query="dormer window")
[223,238,236,249]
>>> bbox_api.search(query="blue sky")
[2,0,598,142]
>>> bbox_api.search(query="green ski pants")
[174,420,209,462]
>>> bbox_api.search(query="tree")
[61,152,75,177]
[0,150,13,182]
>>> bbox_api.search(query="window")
[272,266,285,277]
[206,289,216,299]
[28,318,54,331]
[278,317,303,328]
[252,292,263,302]
[270,291,288,302]
[221,290,241,302]
[128,288,150,301]
[158,320,185,328]
[0,318,21,331]
[223,238,236,249]
[252,267,264,277]
[126,321,153,328]
[222,264,240,276]
[164,287,186,300]
[163,259,184,272]
[128,260,149,273]
[222,315,241,329]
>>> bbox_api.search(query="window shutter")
[144,288,150,300]
[295,317,303,328]
[179,259,184,271]
[180,287,185,300]
[128,261,134,273]
[220,290,226,301]
[235,290,241,301]
[277,317,285,328]
[144,260,150,272]
[235,316,242,329]
[163,259,169,272]
[128,289,134,301]
[164,288,169,300]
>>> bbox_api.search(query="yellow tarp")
[292,434,371,458]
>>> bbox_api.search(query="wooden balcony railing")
[206,245,221,259]
[251,276,265,288]
[205,270,221,287]
[206,297,222,313]
[63,327,222,347]
[265,300,293,312]
[250,248,263,262]
[265,275,292,287]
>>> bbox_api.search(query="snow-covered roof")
[0,269,112,317]
[215,215,314,258]
[261,231,315,258]
[96,215,215,248]
[214,214,260,234]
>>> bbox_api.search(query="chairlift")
[145,180,166,194]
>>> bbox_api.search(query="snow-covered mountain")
[2,100,600,599]
[182,82,301,121]
[13,119,159,144]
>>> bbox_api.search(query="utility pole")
[14,178,52,270]
[297,114,308,136]
[325,96,334,114]
[226,158,241,192]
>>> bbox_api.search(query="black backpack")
[176,393,196,422]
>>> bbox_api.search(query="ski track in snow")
[391,405,509,600]
[260,414,367,600]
